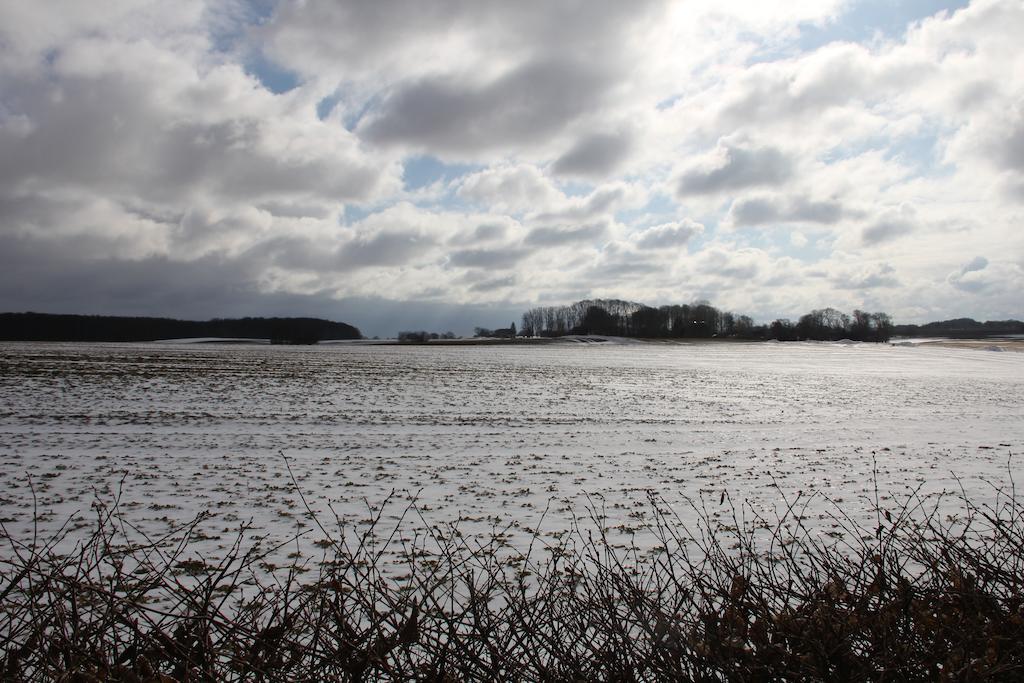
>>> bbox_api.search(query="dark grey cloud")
[0,190,93,233]
[358,58,614,153]
[586,258,661,280]
[470,223,507,241]
[0,233,523,337]
[715,261,759,280]
[242,235,335,272]
[1004,176,1024,202]
[447,247,530,270]
[121,201,187,227]
[262,0,659,82]
[635,220,703,249]
[263,1,478,75]
[728,195,845,226]
[995,117,1024,172]
[337,229,435,268]
[0,74,384,210]
[961,255,989,274]
[468,274,517,292]
[171,209,265,255]
[676,143,793,197]
[257,201,332,220]
[162,118,380,205]
[961,103,1024,201]
[551,130,633,178]
[526,222,608,247]
[0,233,265,317]
[446,220,520,249]
[861,214,915,245]
[446,221,515,248]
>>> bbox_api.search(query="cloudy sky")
[1,0,1022,336]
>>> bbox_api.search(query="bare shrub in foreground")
[2,472,1024,681]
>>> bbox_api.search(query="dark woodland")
[0,313,361,344]
[892,318,1024,338]
[520,299,897,342]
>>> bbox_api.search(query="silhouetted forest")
[520,300,895,342]
[0,313,361,344]
[397,330,456,342]
[892,318,1024,338]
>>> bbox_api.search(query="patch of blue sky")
[784,235,833,264]
[656,94,684,110]
[883,130,935,164]
[820,138,873,164]
[797,0,969,50]
[316,93,344,120]
[615,193,679,228]
[734,225,782,250]
[682,226,716,254]
[754,226,833,263]
[558,179,597,199]
[881,127,957,177]
[315,85,378,123]
[245,51,301,94]
[403,155,481,192]
[339,96,385,131]
[339,204,374,226]
[821,125,954,179]
[747,0,969,65]
[208,0,299,94]
[205,2,263,54]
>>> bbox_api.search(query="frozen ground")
[1,340,1022,568]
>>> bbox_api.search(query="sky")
[1,0,1022,337]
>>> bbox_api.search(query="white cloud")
[456,165,561,214]
[944,255,1024,296]
[634,220,704,250]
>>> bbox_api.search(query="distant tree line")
[763,308,893,342]
[520,299,756,339]
[0,313,361,344]
[519,300,896,342]
[397,330,457,343]
[892,318,1024,338]
[473,324,516,339]
[396,327,519,342]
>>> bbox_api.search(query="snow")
[1,340,1021,568]
[156,337,270,344]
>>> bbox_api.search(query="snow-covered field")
[1,340,1022,565]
